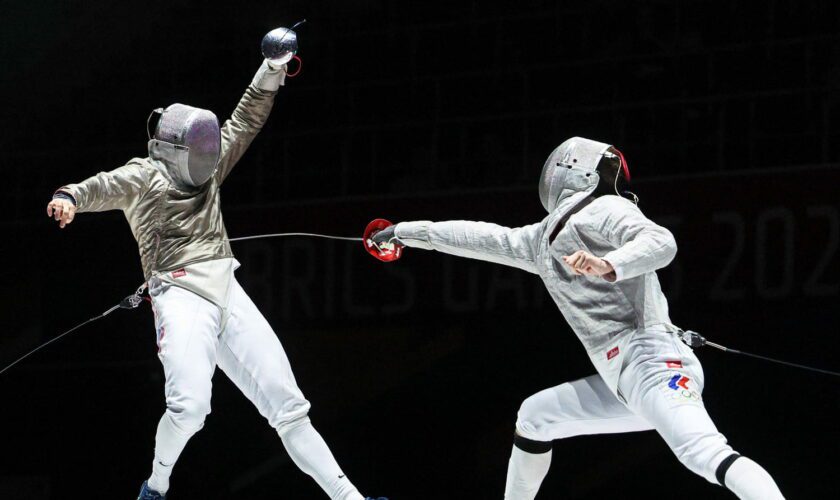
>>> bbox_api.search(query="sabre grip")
[363,219,405,262]
[371,225,401,247]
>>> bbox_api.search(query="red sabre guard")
[363,219,404,262]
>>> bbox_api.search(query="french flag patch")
[607,346,619,360]
[172,269,187,278]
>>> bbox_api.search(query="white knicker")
[515,328,734,484]
[150,278,311,436]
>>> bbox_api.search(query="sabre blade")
[227,232,362,243]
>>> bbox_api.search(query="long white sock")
[504,446,552,500]
[147,413,198,495]
[724,457,784,500]
[280,419,364,500]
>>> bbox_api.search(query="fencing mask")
[539,137,620,212]
[147,104,221,189]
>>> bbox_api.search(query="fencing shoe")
[137,481,166,500]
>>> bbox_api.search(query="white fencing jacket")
[394,192,678,392]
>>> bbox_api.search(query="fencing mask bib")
[147,104,221,189]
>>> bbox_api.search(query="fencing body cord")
[2,233,837,378]
[0,233,359,376]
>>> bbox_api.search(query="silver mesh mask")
[147,104,221,189]
[538,137,612,212]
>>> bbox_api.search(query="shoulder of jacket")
[587,195,638,214]
[123,157,164,185]
[126,157,156,169]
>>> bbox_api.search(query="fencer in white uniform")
[47,50,385,500]
[371,137,784,499]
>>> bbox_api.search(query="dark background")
[1,1,838,498]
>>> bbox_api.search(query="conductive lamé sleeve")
[57,160,148,213]
[395,220,543,275]
[595,196,677,282]
[214,86,278,186]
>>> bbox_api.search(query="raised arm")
[595,196,677,282]
[214,61,287,185]
[390,220,544,274]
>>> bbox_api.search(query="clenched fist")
[47,198,77,228]
[371,225,400,247]
[562,250,616,281]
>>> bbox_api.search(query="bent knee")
[167,396,212,433]
[271,399,312,436]
[515,391,556,442]
[673,435,736,483]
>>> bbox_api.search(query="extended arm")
[393,220,544,274]
[47,161,147,228]
[214,61,287,185]
[596,197,677,282]
[55,161,148,213]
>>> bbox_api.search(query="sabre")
[228,232,360,243]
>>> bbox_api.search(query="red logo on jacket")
[607,346,619,360]
[172,269,187,278]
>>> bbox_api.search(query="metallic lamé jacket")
[58,86,277,280]
[394,192,678,392]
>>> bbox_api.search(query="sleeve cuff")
[601,252,627,282]
[53,188,78,207]
[394,221,434,250]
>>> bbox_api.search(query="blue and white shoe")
[137,481,166,500]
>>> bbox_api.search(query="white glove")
[371,225,402,247]
[251,59,287,91]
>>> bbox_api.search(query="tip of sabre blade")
[363,218,404,262]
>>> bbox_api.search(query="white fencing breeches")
[516,329,733,482]
[147,279,364,499]
[506,328,781,499]
[152,279,311,438]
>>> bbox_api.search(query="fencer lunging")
[47,51,383,500]
[372,137,784,499]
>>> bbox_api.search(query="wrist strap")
[53,191,77,206]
